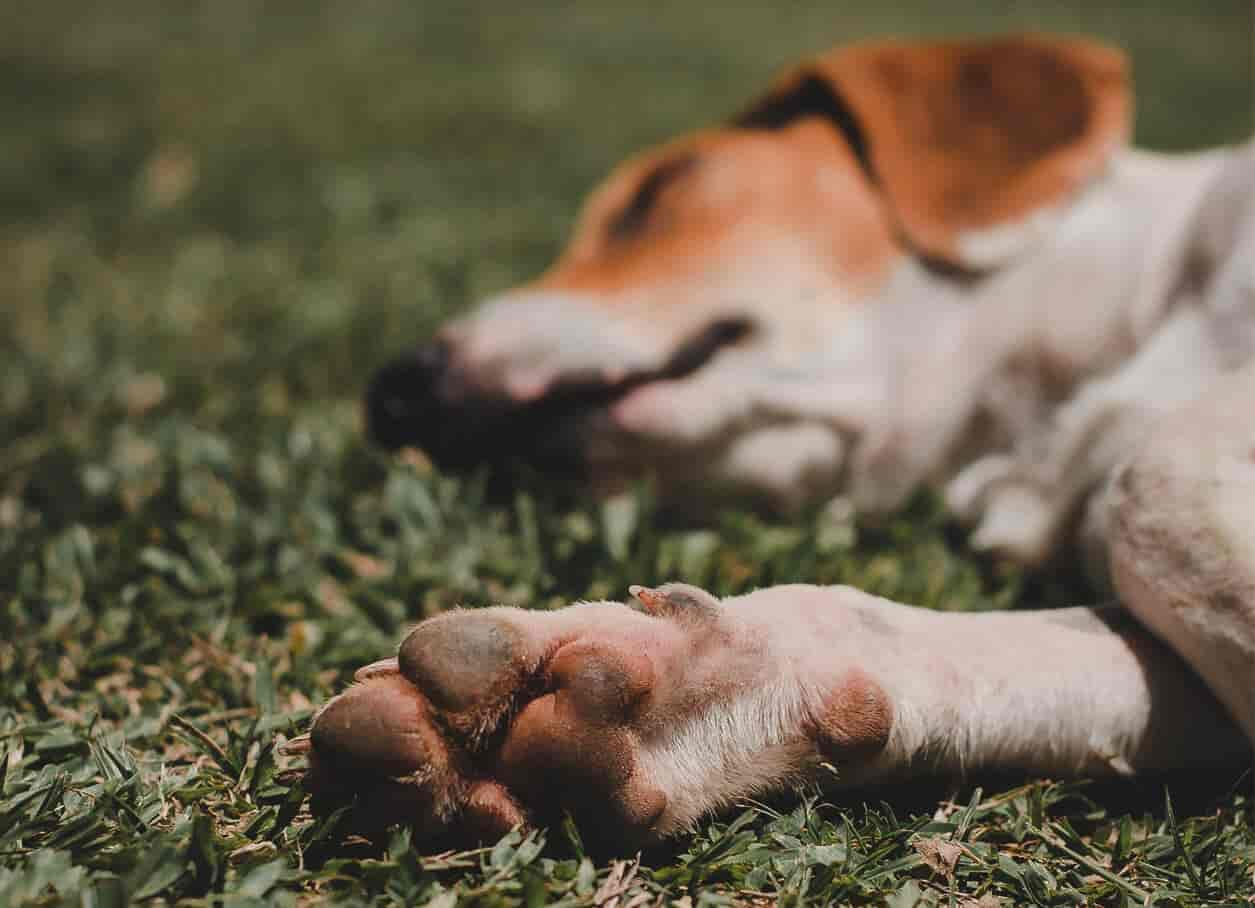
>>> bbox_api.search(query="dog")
[289,34,1255,851]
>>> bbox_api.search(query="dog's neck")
[838,146,1236,515]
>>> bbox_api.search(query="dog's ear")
[738,35,1130,271]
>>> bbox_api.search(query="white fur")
[639,676,814,835]
[641,583,1248,830]
[955,197,1069,269]
[447,291,668,395]
[1110,362,1255,742]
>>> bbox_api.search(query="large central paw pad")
[397,611,536,741]
[297,596,690,850]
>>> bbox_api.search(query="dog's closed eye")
[605,152,701,241]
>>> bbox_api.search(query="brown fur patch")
[811,668,894,764]
[803,35,1130,266]
[535,122,897,298]
[605,152,701,241]
[529,34,1125,312]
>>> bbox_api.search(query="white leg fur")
[639,584,1248,835]
[722,586,1244,782]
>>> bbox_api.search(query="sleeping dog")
[290,34,1255,850]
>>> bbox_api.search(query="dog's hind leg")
[1109,361,1255,745]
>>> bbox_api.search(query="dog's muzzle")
[365,319,754,475]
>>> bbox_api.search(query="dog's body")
[298,35,1255,849]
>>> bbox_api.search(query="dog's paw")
[299,600,673,851]
[295,584,897,853]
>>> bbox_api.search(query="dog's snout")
[365,315,759,475]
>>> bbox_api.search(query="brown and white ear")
[742,35,1131,271]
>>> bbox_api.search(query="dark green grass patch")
[1,1,1252,903]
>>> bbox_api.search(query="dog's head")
[369,35,1128,508]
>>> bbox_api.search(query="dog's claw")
[629,582,720,621]
[279,733,311,755]
[354,657,400,681]
[629,584,672,614]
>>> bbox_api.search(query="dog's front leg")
[296,583,1246,852]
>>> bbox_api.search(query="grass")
[1,0,1252,903]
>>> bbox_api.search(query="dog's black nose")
[366,333,658,475]
[365,342,537,472]
[364,342,453,451]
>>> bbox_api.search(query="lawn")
[1,1,1253,904]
